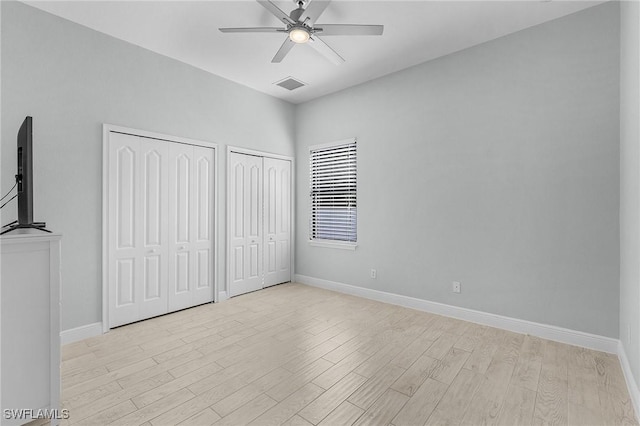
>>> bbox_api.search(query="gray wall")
[295,3,620,337]
[0,1,624,340]
[620,0,640,389]
[1,1,296,331]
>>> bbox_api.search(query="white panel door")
[168,143,215,311]
[192,146,215,305]
[109,133,169,327]
[168,142,194,311]
[108,131,215,328]
[139,138,169,320]
[229,152,263,297]
[108,132,140,327]
[263,157,291,287]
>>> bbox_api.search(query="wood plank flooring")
[59,283,637,425]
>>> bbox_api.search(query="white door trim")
[102,124,218,333]
[226,146,295,299]
[228,146,293,162]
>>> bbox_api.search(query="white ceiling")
[27,0,603,104]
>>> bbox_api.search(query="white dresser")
[0,231,61,426]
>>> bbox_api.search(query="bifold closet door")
[168,143,215,311]
[229,152,291,297]
[108,132,214,328]
[108,132,169,327]
[229,152,263,297]
[263,157,291,287]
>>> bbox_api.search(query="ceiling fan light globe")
[289,27,310,43]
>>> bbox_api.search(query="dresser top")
[0,229,62,243]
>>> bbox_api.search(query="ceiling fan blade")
[300,0,331,26]
[219,27,284,33]
[308,36,344,65]
[272,38,296,63]
[314,24,384,36]
[257,0,295,25]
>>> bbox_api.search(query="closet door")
[139,138,169,320]
[108,131,215,328]
[108,133,141,327]
[192,146,215,305]
[263,157,291,287]
[167,142,192,311]
[167,143,215,311]
[108,133,169,327]
[229,152,263,297]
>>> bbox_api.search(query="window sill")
[309,240,357,250]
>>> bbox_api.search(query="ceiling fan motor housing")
[290,6,305,22]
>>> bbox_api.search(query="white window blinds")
[309,139,357,243]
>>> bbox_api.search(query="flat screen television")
[17,116,34,225]
[1,116,49,235]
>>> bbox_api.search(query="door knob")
[179,246,186,251]
[148,249,157,254]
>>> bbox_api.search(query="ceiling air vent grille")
[274,77,306,91]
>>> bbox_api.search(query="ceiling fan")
[219,0,384,64]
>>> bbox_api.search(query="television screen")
[1,116,49,235]
[17,116,33,225]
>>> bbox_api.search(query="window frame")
[308,138,357,250]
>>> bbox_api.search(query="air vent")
[274,77,306,91]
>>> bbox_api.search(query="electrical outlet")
[370,269,377,279]
[452,281,461,293]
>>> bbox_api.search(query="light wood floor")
[60,283,637,426]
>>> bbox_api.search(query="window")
[309,139,357,247]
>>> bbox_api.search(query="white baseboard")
[618,341,640,418]
[60,322,103,345]
[295,274,619,354]
[218,291,229,302]
[295,275,640,417]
